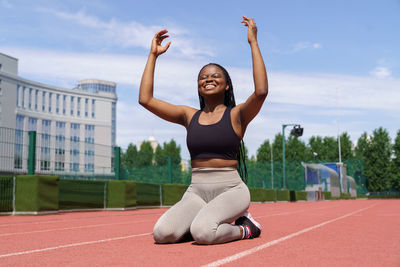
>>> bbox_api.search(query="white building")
[0,52,117,176]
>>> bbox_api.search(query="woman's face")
[198,65,229,97]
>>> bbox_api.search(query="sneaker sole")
[244,212,262,231]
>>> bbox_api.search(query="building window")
[42,91,46,111]
[16,85,20,106]
[91,99,95,118]
[84,124,95,172]
[14,115,25,169]
[70,96,74,115]
[56,94,60,114]
[29,88,32,109]
[40,120,51,171]
[48,93,52,112]
[70,123,80,172]
[77,97,81,116]
[85,98,89,117]
[79,82,116,94]
[22,86,26,108]
[55,121,66,171]
[63,95,66,115]
[35,90,38,110]
[28,117,37,131]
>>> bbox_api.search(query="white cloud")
[369,66,392,79]
[36,8,214,58]
[273,42,322,54]
[312,43,321,49]
[291,42,322,53]
[2,46,399,158]
[230,68,400,112]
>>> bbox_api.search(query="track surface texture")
[1,199,399,266]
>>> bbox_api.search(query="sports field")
[1,199,399,266]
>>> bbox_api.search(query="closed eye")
[199,73,222,80]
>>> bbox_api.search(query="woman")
[139,16,268,245]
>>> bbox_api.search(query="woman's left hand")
[241,16,257,44]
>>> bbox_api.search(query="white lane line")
[0,232,152,258]
[203,203,378,267]
[0,220,153,237]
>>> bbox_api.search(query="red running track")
[0,199,399,266]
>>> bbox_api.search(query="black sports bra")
[186,107,241,160]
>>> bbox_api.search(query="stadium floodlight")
[290,125,304,137]
[282,124,304,189]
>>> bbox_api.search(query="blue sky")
[1,0,400,160]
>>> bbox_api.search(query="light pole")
[282,124,303,189]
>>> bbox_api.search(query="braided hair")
[197,63,248,184]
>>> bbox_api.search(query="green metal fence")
[0,126,367,193]
[120,157,367,193]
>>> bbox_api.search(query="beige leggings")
[153,167,250,245]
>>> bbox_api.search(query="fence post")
[28,131,36,175]
[168,156,172,184]
[114,146,121,180]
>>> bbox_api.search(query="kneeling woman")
[139,16,268,245]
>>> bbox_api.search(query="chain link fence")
[1,126,367,193]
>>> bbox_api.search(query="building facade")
[0,52,117,176]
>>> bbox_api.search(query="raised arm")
[235,16,268,135]
[139,30,194,127]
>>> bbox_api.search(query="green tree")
[308,134,352,162]
[321,136,338,161]
[355,132,370,158]
[365,127,392,191]
[154,145,166,166]
[286,135,308,161]
[272,133,283,162]
[256,140,271,162]
[308,136,340,162]
[137,141,154,166]
[164,139,181,165]
[154,139,181,166]
[339,132,354,161]
[122,143,138,168]
[308,136,324,161]
[390,130,400,190]
[353,132,372,192]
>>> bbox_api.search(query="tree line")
[255,127,400,192]
[121,139,181,168]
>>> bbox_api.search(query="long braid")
[198,63,248,183]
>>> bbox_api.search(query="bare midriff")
[191,158,238,168]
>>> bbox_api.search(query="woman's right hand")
[150,30,171,57]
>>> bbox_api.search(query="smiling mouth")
[204,84,216,89]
